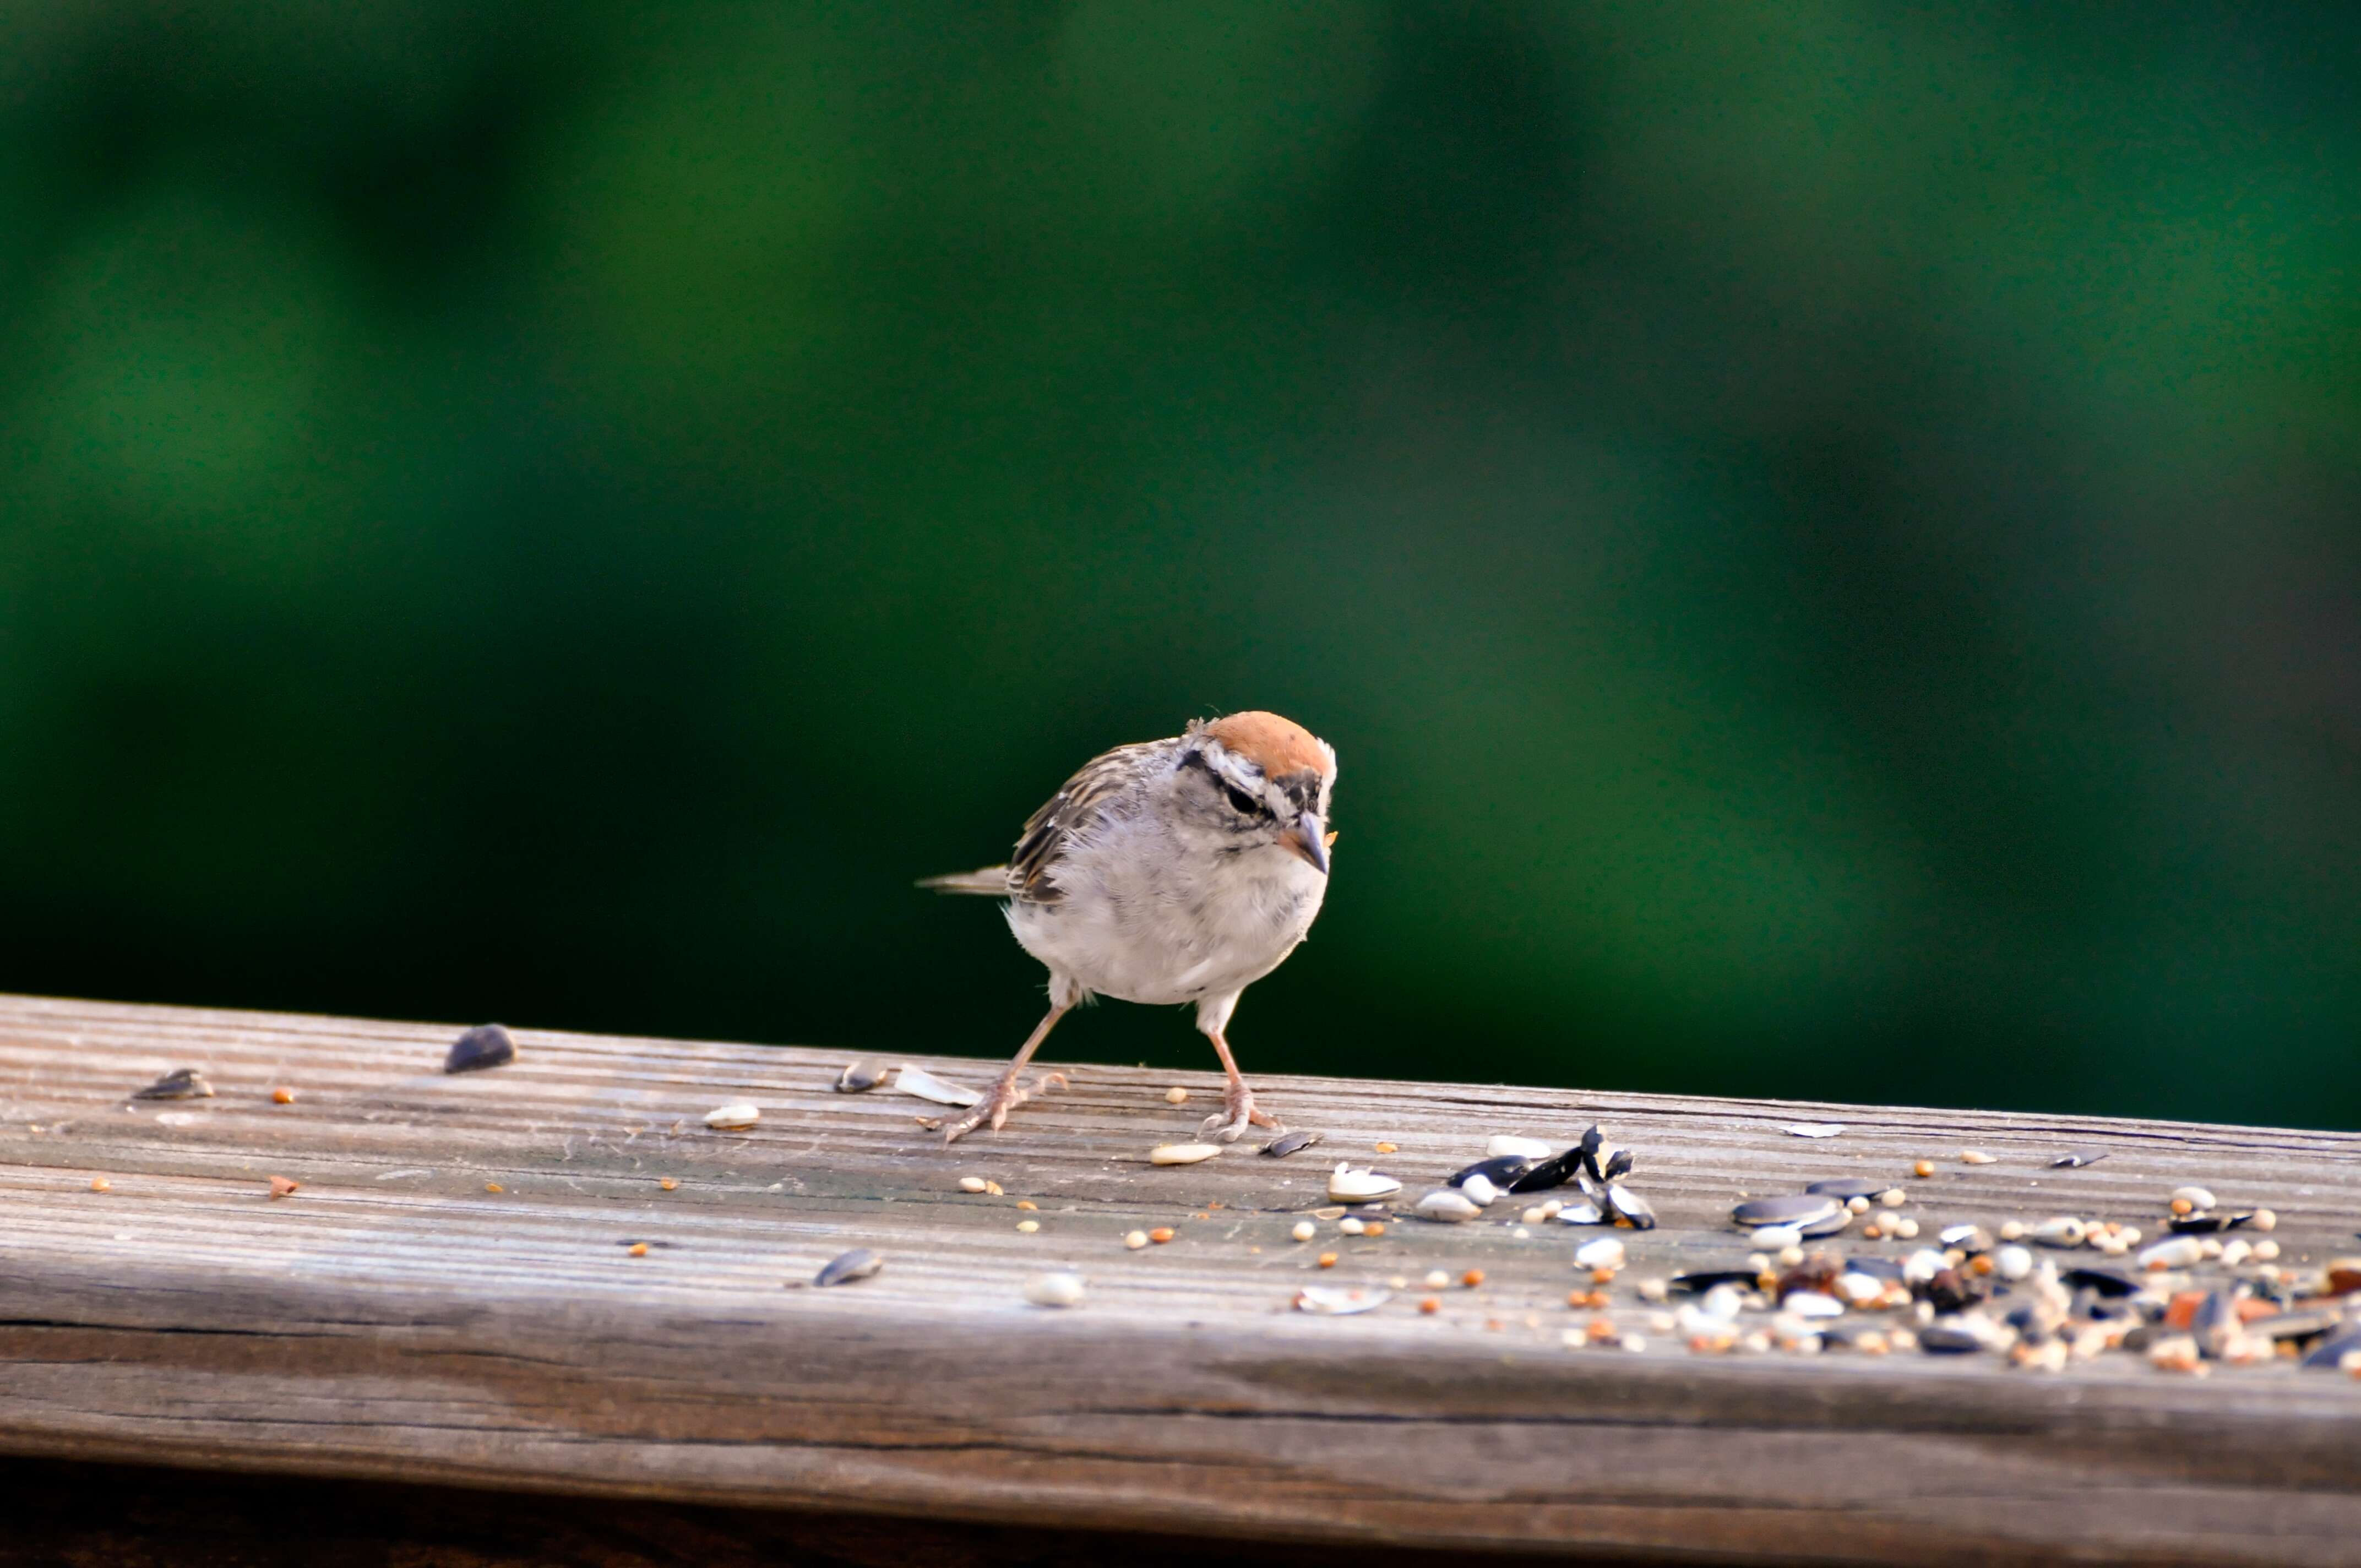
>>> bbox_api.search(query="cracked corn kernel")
[1016,1219,1039,1233]
[1461,1269,1486,1288]
[958,1177,988,1193]
[1424,1270,1451,1289]
[1165,1086,1189,1104]
[89,1177,111,1193]
[1125,1231,1150,1249]
[1363,1222,1386,1237]
[268,1176,299,1198]
[271,1087,295,1105]
[486,1183,503,1193]
[1318,1251,1339,1268]
[1149,1227,1175,1244]
[1418,1297,1440,1314]
[659,1178,678,1191]
[1374,1142,1398,1153]
[984,1180,1003,1196]
[1016,1200,1037,1210]
[628,1242,648,1256]
[1291,1220,1316,1242]
[1912,1160,1935,1178]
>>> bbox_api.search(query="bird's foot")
[942,1070,1067,1145]
[1200,1080,1281,1144]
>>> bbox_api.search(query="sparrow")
[920,711,1337,1144]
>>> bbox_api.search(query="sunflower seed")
[1023,1271,1085,1308]
[1150,1143,1222,1166]
[1604,1183,1656,1231]
[2137,1237,2205,1271]
[1798,1208,1853,1239]
[1415,1189,1482,1223]
[703,1102,760,1129]
[894,1065,982,1107]
[1917,1324,1986,1354]
[1802,1177,1884,1199]
[133,1068,214,1101]
[443,1026,515,1075]
[835,1060,883,1093]
[2059,1266,2135,1297]
[2301,1330,2361,1370]
[1733,1194,1842,1229]
[1328,1164,1402,1202]
[2169,1211,2256,1235]
[813,1249,882,1287]
[2049,1151,2109,1168]
[1293,1286,1390,1316]
[1486,1135,1555,1160]
[1459,1172,1502,1207]
[1262,1129,1323,1158]
[1507,1145,1585,1194]
[1938,1223,1984,1249]
[1450,1155,1531,1190]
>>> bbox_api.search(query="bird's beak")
[1286,813,1329,875]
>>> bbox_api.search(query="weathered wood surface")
[2,993,2358,1566]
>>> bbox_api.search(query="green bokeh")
[2,2,2355,1128]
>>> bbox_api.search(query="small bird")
[920,711,1336,1145]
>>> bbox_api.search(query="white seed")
[2169,1185,2216,1212]
[1164,1085,1189,1104]
[1878,1190,1906,1209]
[2137,1237,2205,1271]
[1338,1217,1366,1235]
[1125,1230,1150,1250]
[1459,1172,1501,1207]
[1751,1224,1803,1248]
[1785,1291,1845,1319]
[1293,1285,1390,1315]
[1700,1284,1743,1322]
[1150,1142,1223,1166]
[1636,1278,1669,1303]
[2219,1239,2251,1267]
[2119,1226,2142,1244]
[1328,1164,1402,1202]
[1745,1252,1771,1273]
[1999,1219,2027,1241]
[1574,1237,1626,1271]
[1995,1245,2034,1280]
[1520,1206,1553,1225]
[1960,1149,1996,1165]
[1015,1219,1038,1233]
[1619,1333,1648,1353]
[703,1102,760,1129]
[1847,1195,1872,1214]
[2199,1237,2223,1260]
[2031,1216,2086,1249]
[1894,1219,1920,1240]
[1291,1219,1316,1243]
[2253,1240,2280,1261]
[2250,1208,2277,1232]
[1777,1245,1805,1267]
[957,1176,989,1193]
[1486,1135,1555,1160]
[1022,1271,1085,1308]
[1415,1189,1481,1223]
[1903,1249,1947,1284]
[1512,1225,1532,1238]
[1836,1272,1885,1305]
[1423,1270,1451,1289]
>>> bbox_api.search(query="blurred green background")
[2,3,2355,1129]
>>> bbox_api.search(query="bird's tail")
[916,865,1011,896]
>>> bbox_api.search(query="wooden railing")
[2,993,2357,1566]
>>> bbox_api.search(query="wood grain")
[2,992,2358,1566]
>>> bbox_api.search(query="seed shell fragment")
[1261,1129,1323,1158]
[1782,1123,1846,1139]
[440,1025,516,1075]
[894,1065,982,1107]
[1150,1142,1222,1166]
[835,1060,883,1093]
[1294,1286,1390,1316]
[2050,1151,2109,1169]
[1415,1189,1481,1223]
[814,1249,882,1287]
[133,1067,214,1101]
[1328,1164,1402,1202]
[703,1102,761,1129]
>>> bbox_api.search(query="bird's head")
[1178,711,1337,874]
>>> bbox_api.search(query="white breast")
[1004,805,1328,1008]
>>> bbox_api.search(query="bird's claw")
[941,1070,1067,1145]
[1200,1084,1281,1144]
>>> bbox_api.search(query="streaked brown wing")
[1008,741,1156,905]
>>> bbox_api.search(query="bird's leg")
[942,1003,1069,1144]
[1199,1026,1281,1143]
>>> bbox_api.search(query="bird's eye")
[1221,782,1263,816]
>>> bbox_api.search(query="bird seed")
[443,1026,515,1075]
